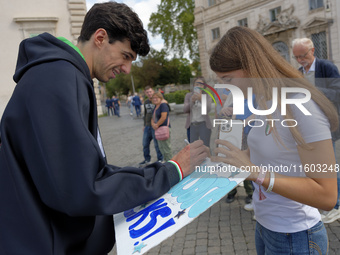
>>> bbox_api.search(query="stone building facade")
[0,0,104,116]
[194,0,340,81]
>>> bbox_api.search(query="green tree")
[105,72,131,97]
[148,0,198,59]
[133,49,163,88]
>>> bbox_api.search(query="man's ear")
[93,29,108,48]
[311,47,315,56]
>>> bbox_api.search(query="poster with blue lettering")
[113,158,250,254]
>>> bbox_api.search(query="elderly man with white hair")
[293,37,340,224]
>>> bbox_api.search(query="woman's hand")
[191,93,201,102]
[211,139,258,180]
[151,121,158,130]
[211,139,253,168]
[219,107,233,117]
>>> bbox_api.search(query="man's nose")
[121,61,132,74]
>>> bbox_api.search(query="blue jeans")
[336,171,340,209]
[187,127,190,143]
[143,126,163,161]
[128,103,134,114]
[135,105,141,117]
[332,141,339,209]
[190,122,211,147]
[107,107,113,116]
[255,221,328,255]
[114,106,120,117]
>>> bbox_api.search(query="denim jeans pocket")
[308,221,328,255]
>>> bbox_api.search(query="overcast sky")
[85,0,164,51]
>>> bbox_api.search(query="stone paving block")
[219,221,230,227]
[220,239,233,246]
[234,249,249,255]
[220,227,232,234]
[173,237,185,245]
[170,246,183,254]
[246,241,256,250]
[185,228,197,235]
[208,239,221,247]
[145,251,158,255]
[329,240,340,248]
[159,246,171,254]
[329,249,338,255]
[233,236,246,244]
[234,242,248,251]
[185,234,197,242]
[174,229,186,238]
[161,238,173,247]
[195,245,208,253]
[242,223,255,230]
[221,247,236,255]
[184,240,195,248]
[197,226,209,233]
[248,248,257,255]
[197,232,208,239]
[208,227,220,234]
[230,223,242,230]
[208,233,219,240]
[231,229,244,238]
[207,246,221,254]
[182,247,195,255]
[196,238,208,246]
[328,232,338,241]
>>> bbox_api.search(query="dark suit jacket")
[299,58,340,141]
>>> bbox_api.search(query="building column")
[93,79,104,116]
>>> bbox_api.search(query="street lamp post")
[131,74,136,95]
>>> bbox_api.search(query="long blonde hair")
[209,26,338,148]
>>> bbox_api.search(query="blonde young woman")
[151,92,173,161]
[210,26,338,254]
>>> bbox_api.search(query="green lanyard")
[57,37,85,61]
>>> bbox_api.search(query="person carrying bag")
[151,92,172,161]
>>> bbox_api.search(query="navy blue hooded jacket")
[0,33,180,255]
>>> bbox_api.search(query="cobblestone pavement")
[101,105,340,255]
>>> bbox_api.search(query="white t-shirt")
[248,94,331,233]
[191,101,205,123]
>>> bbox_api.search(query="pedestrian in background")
[139,86,163,166]
[151,92,173,161]
[126,93,134,116]
[293,37,340,224]
[183,77,212,147]
[106,97,114,116]
[112,95,121,117]
[133,92,142,117]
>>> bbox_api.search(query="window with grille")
[212,28,220,40]
[208,0,216,7]
[269,7,281,22]
[309,0,324,10]
[238,18,248,27]
[311,31,327,59]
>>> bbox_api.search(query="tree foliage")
[148,0,198,59]
[105,48,194,96]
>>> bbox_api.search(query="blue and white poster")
[113,158,250,254]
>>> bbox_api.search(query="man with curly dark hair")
[0,2,208,254]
